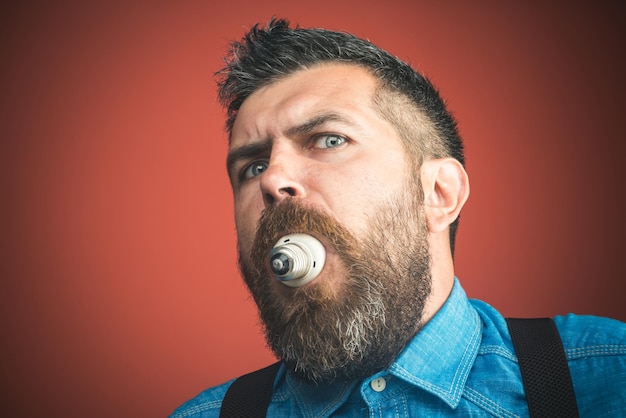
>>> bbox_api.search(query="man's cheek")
[235,222,255,254]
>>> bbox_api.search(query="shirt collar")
[283,372,357,417]
[389,277,482,408]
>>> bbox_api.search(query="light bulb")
[268,233,326,287]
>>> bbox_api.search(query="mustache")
[250,199,356,267]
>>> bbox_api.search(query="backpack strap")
[506,318,579,418]
[219,361,281,418]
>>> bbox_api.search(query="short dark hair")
[217,17,465,255]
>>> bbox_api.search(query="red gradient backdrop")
[1,1,624,417]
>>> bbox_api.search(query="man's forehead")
[229,63,380,144]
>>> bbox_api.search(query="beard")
[238,180,431,383]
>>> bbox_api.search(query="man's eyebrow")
[285,112,352,138]
[226,139,272,177]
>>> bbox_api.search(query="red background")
[1,1,624,417]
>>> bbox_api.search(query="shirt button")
[370,377,387,392]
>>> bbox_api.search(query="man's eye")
[313,134,347,149]
[242,161,268,179]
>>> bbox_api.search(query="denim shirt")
[171,279,626,417]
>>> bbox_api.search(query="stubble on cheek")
[234,211,257,259]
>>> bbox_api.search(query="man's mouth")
[267,233,327,288]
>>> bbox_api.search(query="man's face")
[228,64,410,261]
[227,63,432,382]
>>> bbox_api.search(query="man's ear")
[421,158,470,233]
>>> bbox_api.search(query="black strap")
[219,361,281,418]
[506,318,579,418]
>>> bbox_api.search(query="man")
[172,18,625,417]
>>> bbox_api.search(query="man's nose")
[259,152,306,207]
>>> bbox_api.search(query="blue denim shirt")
[171,279,626,417]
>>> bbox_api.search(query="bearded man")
[171,18,626,417]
